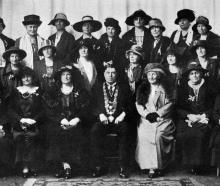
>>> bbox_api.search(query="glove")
[69,118,80,127]
[99,114,108,125]
[114,112,126,124]
[146,112,160,123]
[61,118,69,126]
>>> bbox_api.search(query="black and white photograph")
[0,0,220,185]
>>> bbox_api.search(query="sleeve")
[213,95,220,125]
[136,102,150,118]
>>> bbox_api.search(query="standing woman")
[176,62,215,174]
[43,66,90,179]
[73,38,97,91]
[7,67,42,178]
[135,63,175,178]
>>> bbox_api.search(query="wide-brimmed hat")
[72,15,102,32]
[183,61,208,76]
[104,17,121,35]
[38,40,56,56]
[149,18,165,32]
[174,9,195,25]
[48,13,70,26]
[22,14,42,26]
[3,46,27,60]
[192,16,212,32]
[126,45,144,60]
[190,40,210,56]
[144,63,166,75]
[54,65,77,82]
[125,9,152,26]
[0,17,5,29]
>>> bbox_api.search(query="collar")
[83,34,93,39]
[188,78,205,90]
[106,82,117,87]
[17,86,39,94]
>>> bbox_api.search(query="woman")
[122,9,152,67]
[135,63,175,178]
[190,40,220,83]
[7,67,42,178]
[176,62,215,174]
[124,44,144,94]
[192,16,220,57]
[43,66,89,179]
[0,46,26,100]
[73,38,97,91]
[36,39,62,93]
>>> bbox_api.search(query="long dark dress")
[43,86,90,167]
[176,80,215,166]
[7,87,43,168]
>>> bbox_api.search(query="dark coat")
[91,82,132,121]
[149,36,171,64]
[122,27,153,67]
[0,33,15,49]
[48,30,75,65]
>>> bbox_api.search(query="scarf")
[173,27,194,46]
[188,78,204,101]
[19,34,44,69]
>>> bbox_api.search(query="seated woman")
[190,40,220,83]
[135,63,175,178]
[73,38,97,91]
[43,66,90,179]
[36,39,62,93]
[176,62,215,174]
[124,44,144,94]
[7,67,43,178]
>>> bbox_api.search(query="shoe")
[22,172,29,178]
[156,170,164,177]
[148,169,157,178]
[92,167,103,177]
[54,169,65,178]
[190,168,199,175]
[64,168,72,179]
[119,168,129,178]
[30,169,38,177]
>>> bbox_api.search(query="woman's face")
[167,54,176,65]
[79,46,89,57]
[197,24,208,35]
[82,22,93,34]
[133,17,145,27]
[106,26,116,37]
[188,70,202,84]
[25,24,38,36]
[42,47,53,58]
[150,26,162,39]
[147,71,160,84]
[61,71,72,84]
[178,18,190,30]
[129,52,140,64]
[55,19,65,31]
[9,53,20,65]
[22,75,33,86]
[196,46,206,57]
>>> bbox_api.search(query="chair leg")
[217,167,220,176]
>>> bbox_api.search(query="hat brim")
[3,49,27,60]
[22,20,42,26]
[192,23,212,32]
[48,19,70,26]
[126,49,144,60]
[145,68,166,75]
[125,14,152,26]
[174,16,194,25]
[183,67,208,76]
[149,25,166,32]
[72,20,102,32]
[38,45,56,56]
[54,67,74,82]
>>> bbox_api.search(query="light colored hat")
[126,45,144,60]
[38,40,56,56]
[144,63,166,75]
[48,13,70,26]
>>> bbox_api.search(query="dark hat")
[125,9,152,26]
[190,40,210,56]
[38,40,56,56]
[183,61,208,76]
[149,18,165,32]
[104,17,121,35]
[174,9,195,25]
[144,63,166,75]
[72,15,102,32]
[78,38,94,51]
[3,46,27,60]
[166,44,180,58]
[22,14,42,26]
[0,17,6,29]
[20,66,36,78]
[192,16,212,32]
[54,65,75,82]
[126,45,144,60]
[48,13,70,26]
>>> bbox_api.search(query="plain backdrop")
[0,0,220,40]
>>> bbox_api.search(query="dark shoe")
[190,168,199,175]
[30,169,38,177]
[119,168,129,178]
[156,170,164,177]
[54,169,65,178]
[22,172,29,178]
[64,168,72,179]
[148,170,157,178]
[92,167,103,177]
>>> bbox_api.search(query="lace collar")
[17,86,39,94]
